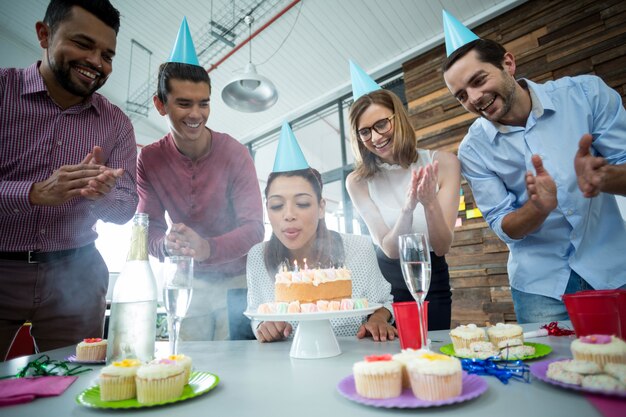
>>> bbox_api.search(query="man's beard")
[491,74,517,123]
[47,54,105,98]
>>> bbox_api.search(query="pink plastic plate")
[66,355,105,365]
[336,371,487,408]
[530,359,626,398]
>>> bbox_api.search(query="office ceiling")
[0,0,525,146]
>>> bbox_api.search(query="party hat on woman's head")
[349,60,381,101]
[168,17,200,66]
[272,122,309,173]
[442,10,479,57]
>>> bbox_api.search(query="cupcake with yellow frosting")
[136,359,186,404]
[407,352,462,401]
[99,359,141,401]
[166,354,193,383]
[353,354,402,399]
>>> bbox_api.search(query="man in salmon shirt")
[137,19,263,341]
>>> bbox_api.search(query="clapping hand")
[80,146,124,200]
[403,162,439,212]
[526,155,557,214]
[403,168,420,212]
[414,161,439,207]
[29,146,122,206]
[574,134,607,198]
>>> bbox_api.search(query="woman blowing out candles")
[246,124,396,343]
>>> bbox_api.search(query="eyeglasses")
[356,114,395,142]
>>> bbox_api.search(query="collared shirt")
[0,63,138,252]
[137,130,264,276]
[459,76,626,299]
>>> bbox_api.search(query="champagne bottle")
[106,213,157,364]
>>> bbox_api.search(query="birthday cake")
[274,266,352,303]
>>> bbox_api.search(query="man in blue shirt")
[442,38,626,323]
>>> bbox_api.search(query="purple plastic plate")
[530,359,626,398]
[66,354,105,365]
[336,371,488,408]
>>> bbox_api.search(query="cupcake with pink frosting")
[571,335,626,368]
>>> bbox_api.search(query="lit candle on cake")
[293,260,299,272]
[303,258,308,270]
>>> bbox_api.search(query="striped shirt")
[0,62,138,252]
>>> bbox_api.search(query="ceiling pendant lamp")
[222,15,278,112]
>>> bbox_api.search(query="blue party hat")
[168,17,200,66]
[272,122,309,173]
[443,10,479,57]
[349,60,381,101]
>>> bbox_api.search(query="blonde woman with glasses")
[346,89,461,330]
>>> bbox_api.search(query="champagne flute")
[163,256,194,355]
[399,233,432,350]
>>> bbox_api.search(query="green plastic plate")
[440,342,552,361]
[76,371,219,409]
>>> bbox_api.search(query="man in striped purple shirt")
[0,0,138,360]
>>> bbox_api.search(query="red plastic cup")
[392,301,429,349]
[562,290,623,340]
[581,289,626,340]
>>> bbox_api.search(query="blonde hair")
[348,90,417,179]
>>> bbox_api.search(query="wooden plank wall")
[402,0,626,327]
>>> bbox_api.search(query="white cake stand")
[244,303,382,359]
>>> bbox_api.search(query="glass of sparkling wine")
[163,256,194,355]
[399,233,432,350]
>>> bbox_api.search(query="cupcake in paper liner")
[136,360,186,404]
[449,324,486,351]
[76,338,107,361]
[392,349,427,388]
[166,354,193,383]
[353,354,402,399]
[99,359,141,401]
[487,323,523,348]
[571,335,626,368]
[407,353,462,401]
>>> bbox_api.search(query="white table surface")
[0,323,606,416]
